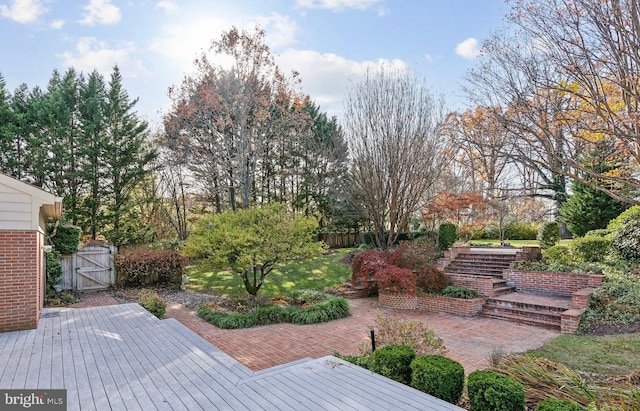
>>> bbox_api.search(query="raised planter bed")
[378,291,485,316]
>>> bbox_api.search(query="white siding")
[0,183,33,230]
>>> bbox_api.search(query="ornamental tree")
[183,204,324,296]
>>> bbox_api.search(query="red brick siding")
[0,230,43,332]
[505,270,604,297]
[378,292,417,310]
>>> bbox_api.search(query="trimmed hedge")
[116,248,186,286]
[368,344,416,384]
[410,355,464,404]
[438,223,457,251]
[467,370,526,411]
[569,235,610,263]
[542,245,571,265]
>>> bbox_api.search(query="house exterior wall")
[0,230,44,332]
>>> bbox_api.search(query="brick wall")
[0,230,43,332]
[447,273,495,296]
[378,292,417,310]
[505,270,604,297]
[417,294,485,317]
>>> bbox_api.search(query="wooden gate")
[59,245,116,291]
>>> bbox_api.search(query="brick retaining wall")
[505,270,604,297]
[379,291,484,316]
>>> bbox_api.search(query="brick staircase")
[442,250,518,297]
[440,247,573,331]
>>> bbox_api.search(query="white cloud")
[149,13,298,72]
[0,0,46,23]
[455,37,480,60]
[295,0,382,11]
[50,19,64,29]
[58,37,151,79]
[424,54,433,63]
[155,0,178,15]
[80,0,121,25]
[277,48,407,115]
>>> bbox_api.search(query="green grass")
[531,333,640,377]
[469,239,572,247]
[186,248,353,297]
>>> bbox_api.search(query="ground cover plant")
[196,290,349,328]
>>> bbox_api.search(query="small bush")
[438,223,457,250]
[543,245,571,265]
[365,314,445,356]
[368,344,416,384]
[116,248,186,287]
[350,250,388,290]
[505,221,538,240]
[335,353,370,369]
[538,222,561,250]
[45,251,63,290]
[467,370,526,411]
[376,265,416,294]
[438,285,479,299]
[569,236,610,263]
[410,355,464,404]
[47,224,81,255]
[138,289,167,319]
[584,229,610,238]
[483,225,501,240]
[197,294,349,328]
[611,219,640,262]
[415,265,450,293]
[535,398,587,411]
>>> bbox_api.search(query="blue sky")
[0,0,509,129]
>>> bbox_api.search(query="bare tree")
[345,67,451,249]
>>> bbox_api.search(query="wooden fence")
[317,233,363,249]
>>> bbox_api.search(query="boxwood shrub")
[467,370,526,411]
[368,344,416,384]
[410,355,464,404]
[438,285,479,299]
[438,223,457,251]
[569,235,610,263]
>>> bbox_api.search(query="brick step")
[482,302,564,321]
[485,297,569,313]
[455,253,517,261]
[445,266,507,274]
[491,286,516,296]
[480,311,561,331]
[448,258,513,265]
[444,269,505,278]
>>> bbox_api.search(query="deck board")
[0,304,464,410]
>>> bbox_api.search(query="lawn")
[469,239,572,247]
[186,248,353,297]
[531,332,640,377]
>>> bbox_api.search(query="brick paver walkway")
[62,292,559,373]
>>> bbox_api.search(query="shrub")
[45,251,63,290]
[350,250,388,290]
[581,272,640,328]
[535,398,587,411]
[116,248,186,287]
[365,314,445,356]
[467,370,526,411]
[583,229,611,238]
[569,236,610,263]
[289,298,350,325]
[538,222,561,250]
[335,353,370,369]
[543,245,571,265]
[410,355,464,404]
[438,285,479,299]
[483,225,501,240]
[611,219,640,262]
[138,289,167,319]
[505,221,538,240]
[376,265,416,294]
[438,223,457,250]
[415,265,450,293]
[368,344,416,384]
[47,224,82,255]
[607,205,640,232]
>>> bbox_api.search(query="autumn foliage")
[351,243,449,294]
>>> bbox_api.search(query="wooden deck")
[0,304,463,410]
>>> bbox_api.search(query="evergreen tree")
[102,66,156,246]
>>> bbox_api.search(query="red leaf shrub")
[388,242,428,270]
[116,248,186,287]
[416,265,449,292]
[376,265,417,294]
[350,250,389,289]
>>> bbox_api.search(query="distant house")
[0,173,62,332]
